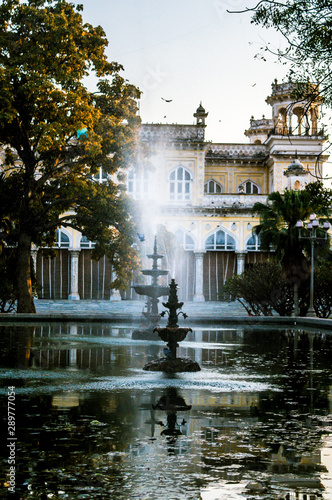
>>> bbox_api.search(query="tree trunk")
[16,233,36,313]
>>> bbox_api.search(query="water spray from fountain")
[132,236,170,339]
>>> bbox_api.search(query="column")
[236,251,247,275]
[68,250,80,300]
[193,252,205,302]
[288,110,293,134]
[110,270,122,301]
[31,248,38,273]
[31,247,39,300]
[110,288,122,301]
[311,107,318,135]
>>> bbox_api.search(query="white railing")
[202,194,268,208]
[206,144,267,157]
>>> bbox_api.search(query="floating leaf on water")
[90,420,106,426]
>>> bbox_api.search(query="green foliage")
[250,0,332,107]
[0,249,17,312]
[223,262,294,316]
[253,182,331,280]
[0,0,143,310]
[223,261,332,318]
[314,262,332,318]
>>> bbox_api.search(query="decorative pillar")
[311,107,318,135]
[288,110,293,134]
[68,250,80,300]
[193,252,205,302]
[110,288,122,301]
[236,251,247,275]
[31,248,38,272]
[110,270,122,301]
[31,247,38,299]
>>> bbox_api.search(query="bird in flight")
[161,97,172,102]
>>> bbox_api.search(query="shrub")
[0,250,18,312]
[224,261,332,318]
[223,262,293,316]
[314,264,332,318]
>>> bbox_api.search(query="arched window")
[238,180,259,194]
[246,234,261,251]
[204,179,222,194]
[93,167,107,183]
[127,169,149,199]
[55,229,70,248]
[205,229,236,250]
[169,166,192,201]
[80,235,96,249]
[175,229,195,250]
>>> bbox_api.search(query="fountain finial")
[161,279,187,328]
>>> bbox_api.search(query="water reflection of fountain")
[152,388,191,453]
[143,279,201,372]
[132,236,169,339]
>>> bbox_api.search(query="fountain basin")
[156,326,192,344]
[143,356,201,372]
[141,269,169,277]
[132,285,170,298]
[143,325,201,372]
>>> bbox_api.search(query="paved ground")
[0,298,326,330]
[34,299,246,319]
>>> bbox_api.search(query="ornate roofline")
[140,123,206,144]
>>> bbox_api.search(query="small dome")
[196,103,205,114]
[284,158,307,177]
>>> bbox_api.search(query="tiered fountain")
[132,236,170,339]
[143,279,201,372]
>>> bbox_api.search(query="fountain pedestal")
[143,279,201,372]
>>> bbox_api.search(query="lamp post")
[296,215,330,317]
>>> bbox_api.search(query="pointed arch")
[80,235,96,249]
[238,179,260,194]
[204,178,223,194]
[169,165,193,201]
[246,233,261,251]
[55,228,72,248]
[174,227,195,250]
[205,228,237,251]
[127,167,150,199]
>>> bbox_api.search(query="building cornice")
[158,194,268,217]
[140,123,206,148]
[205,143,268,165]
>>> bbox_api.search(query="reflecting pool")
[0,324,331,499]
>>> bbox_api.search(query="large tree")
[0,0,142,312]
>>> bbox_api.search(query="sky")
[80,0,289,144]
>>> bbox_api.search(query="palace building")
[33,79,328,302]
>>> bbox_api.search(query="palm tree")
[252,183,331,315]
